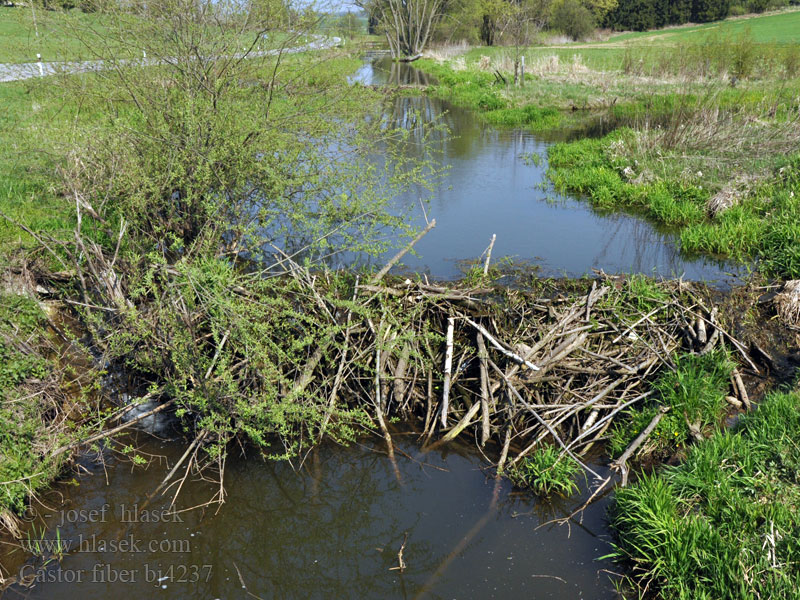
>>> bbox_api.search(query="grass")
[608,350,734,459]
[607,7,800,45]
[507,446,581,496]
[610,389,800,599]
[0,6,297,64]
[547,124,800,278]
[0,6,121,63]
[0,78,86,257]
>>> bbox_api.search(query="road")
[0,36,341,83]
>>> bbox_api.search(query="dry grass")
[425,40,469,61]
[706,173,766,215]
[775,280,800,326]
[621,97,800,174]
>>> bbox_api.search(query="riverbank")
[414,24,800,278]
[611,388,800,598]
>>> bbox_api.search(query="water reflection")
[355,58,743,284]
[5,436,616,599]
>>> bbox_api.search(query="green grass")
[0,6,297,64]
[547,126,800,278]
[507,446,581,496]
[0,7,121,63]
[608,7,800,45]
[0,79,85,256]
[610,389,800,599]
[608,351,734,458]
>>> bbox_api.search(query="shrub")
[550,0,596,40]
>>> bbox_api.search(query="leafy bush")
[550,0,595,40]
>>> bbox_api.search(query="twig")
[611,406,670,486]
[371,219,436,284]
[440,316,455,426]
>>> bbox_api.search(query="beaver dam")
[4,257,789,597]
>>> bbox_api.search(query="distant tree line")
[604,0,799,31]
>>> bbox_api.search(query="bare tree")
[495,0,547,85]
[356,0,448,58]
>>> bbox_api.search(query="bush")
[550,0,595,40]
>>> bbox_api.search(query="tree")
[604,0,704,31]
[583,0,618,20]
[355,0,449,57]
[692,0,730,22]
[551,0,595,39]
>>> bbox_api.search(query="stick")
[611,406,670,486]
[463,318,540,371]
[440,317,455,426]
[51,397,173,458]
[390,532,408,572]
[371,219,436,284]
[433,401,481,447]
[152,431,208,500]
[501,374,602,480]
[483,234,496,276]
[497,426,511,474]
[320,277,359,439]
[732,369,751,410]
[476,332,491,446]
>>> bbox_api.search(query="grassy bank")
[611,389,800,599]
[0,6,120,63]
[417,11,800,277]
[607,6,800,44]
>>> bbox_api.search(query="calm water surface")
[353,58,743,284]
[4,435,615,599]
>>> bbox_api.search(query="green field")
[0,6,295,63]
[608,7,800,44]
[0,7,122,63]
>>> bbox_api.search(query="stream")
[3,434,615,599]
[1,56,736,600]
[352,57,743,283]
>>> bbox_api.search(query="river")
[352,57,743,284]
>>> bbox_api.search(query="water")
[352,58,743,284]
[4,435,616,599]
